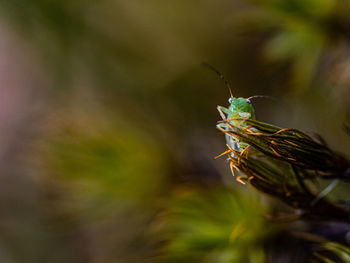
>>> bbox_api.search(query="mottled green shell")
[227,97,255,125]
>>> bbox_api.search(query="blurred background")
[0,0,350,262]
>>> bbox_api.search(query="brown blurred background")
[0,0,349,262]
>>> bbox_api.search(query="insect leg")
[236,176,246,184]
[216,122,229,129]
[217,105,229,121]
[229,161,236,177]
[237,145,252,165]
[217,121,240,153]
[214,149,233,159]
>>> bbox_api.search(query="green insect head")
[228,97,255,120]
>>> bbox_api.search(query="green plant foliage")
[43,118,167,213]
[220,118,350,178]
[159,187,268,263]
[0,0,350,262]
[320,242,350,262]
[237,0,350,92]
[36,109,170,263]
[218,117,350,220]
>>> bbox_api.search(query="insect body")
[217,97,255,154]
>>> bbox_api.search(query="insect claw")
[236,176,246,184]
[229,162,236,177]
[232,163,241,173]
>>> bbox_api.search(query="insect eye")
[228,98,233,104]
[246,99,251,104]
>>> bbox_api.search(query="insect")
[216,94,266,183]
[206,64,339,200]
[202,63,265,155]
[216,95,256,154]
[203,63,271,181]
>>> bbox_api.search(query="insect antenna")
[202,62,233,98]
[247,95,288,109]
[247,95,277,101]
[247,95,284,105]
